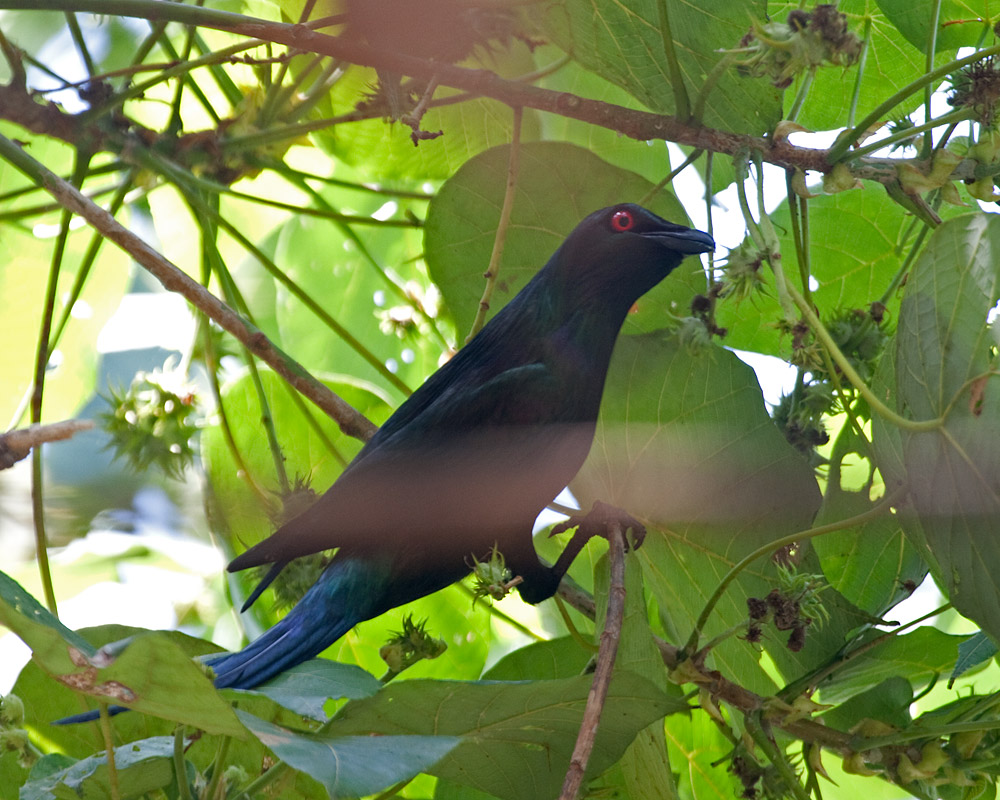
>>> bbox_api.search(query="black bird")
[58,203,714,720]
[207,203,713,689]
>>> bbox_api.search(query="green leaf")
[572,333,823,692]
[425,142,706,340]
[0,573,244,736]
[820,676,913,731]
[237,710,460,798]
[875,0,990,51]
[818,627,963,702]
[325,673,681,800]
[535,53,683,179]
[13,625,222,760]
[893,213,1000,642]
[19,736,175,800]
[812,421,926,617]
[952,631,999,683]
[664,710,739,799]
[531,0,780,134]
[813,486,925,618]
[481,636,592,681]
[247,659,382,720]
[0,569,96,659]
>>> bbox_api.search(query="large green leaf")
[892,212,1000,642]
[237,710,460,799]
[325,672,682,800]
[19,737,175,800]
[812,421,927,617]
[481,636,592,680]
[246,659,382,720]
[572,333,827,692]
[875,0,990,51]
[817,627,963,702]
[425,142,707,340]
[532,0,780,134]
[0,573,244,737]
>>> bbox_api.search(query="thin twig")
[0,420,94,470]
[558,523,627,800]
[466,105,523,343]
[98,704,122,800]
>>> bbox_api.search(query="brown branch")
[0,420,94,470]
[0,135,377,442]
[559,523,627,800]
[557,577,856,757]
[0,6,984,189]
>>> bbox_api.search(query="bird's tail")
[53,556,385,724]
[208,555,384,690]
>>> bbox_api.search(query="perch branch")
[559,523,627,800]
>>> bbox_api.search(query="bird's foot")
[402,76,444,145]
[550,500,646,551]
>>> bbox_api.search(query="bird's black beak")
[642,227,715,256]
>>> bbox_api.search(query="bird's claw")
[550,500,646,551]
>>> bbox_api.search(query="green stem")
[640,148,703,207]
[203,734,232,800]
[692,53,735,125]
[49,176,132,348]
[223,187,422,227]
[848,107,971,161]
[29,152,91,616]
[656,0,690,121]
[854,719,1000,752]
[200,313,275,510]
[64,11,96,76]
[554,594,599,653]
[683,486,905,655]
[98,704,122,800]
[784,170,811,306]
[139,146,413,397]
[846,17,872,129]
[80,35,260,124]
[780,602,950,702]
[749,152,796,321]
[922,0,943,160]
[467,105,522,343]
[746,715,811,800]
[173,726,194,800]
[785,282,943,431]
[878,223,931,306]
[829,44,1000,162]
[786,66,814,123]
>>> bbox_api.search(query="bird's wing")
[228,361,569,571]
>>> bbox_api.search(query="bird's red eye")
[610,209,635,232]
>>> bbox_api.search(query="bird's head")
[551,203,715,313]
